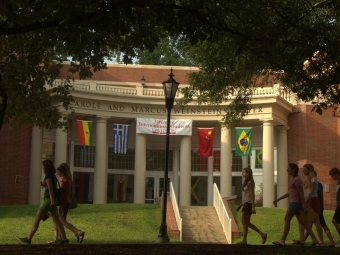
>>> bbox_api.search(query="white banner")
[136,118,192,135]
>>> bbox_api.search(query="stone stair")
[179,206,228,243]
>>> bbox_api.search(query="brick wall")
[0,124,32,205]
[287,105,340,210]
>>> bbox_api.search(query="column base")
[156,236,170,243]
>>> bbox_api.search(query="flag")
[198,128,214,157]
[255,149,263,168]
[113,124,130,154]
[235,127,252,156]
[77,120,92,146]
[77,173,94,203]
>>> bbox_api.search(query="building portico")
[26,64,293,208]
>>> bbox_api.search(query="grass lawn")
[0,203,162,244]
[0,202,339,247]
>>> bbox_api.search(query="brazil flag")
[235,127,252,156]
[255,150,263,168]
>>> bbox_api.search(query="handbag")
[70,194,78,209]
[69,182,78,209]
[54,176,66,206]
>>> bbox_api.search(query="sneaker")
[17,237,31,244]
[53,239,69,244]
[78,231,85,244]
[335,243,340,248]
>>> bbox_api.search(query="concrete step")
[179,205,228,243]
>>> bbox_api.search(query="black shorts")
[333,206,340,224]
[242,202,253,215]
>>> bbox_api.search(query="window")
[42,142,55,161]
[191,150,208,171]
[146,149,173,171]
[108,148,135,170]
[74,145,95,167]
[232,150,249,172]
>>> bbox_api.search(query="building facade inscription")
[72,100,263,115]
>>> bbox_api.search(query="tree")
[1,0,340,129]
[134,36,195,66]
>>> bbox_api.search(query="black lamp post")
[156,68,179,243]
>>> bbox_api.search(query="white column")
[262,120,275,207]
[54,127,68,168]
[207,156,213,206]
[277,126,289,208]
[134,133,146,204]
[172,147,180,200]
[70,141,75,177]
[179,135,191,206]
[28,126,43,205]
[220,127,232,197]
[93,117,108,204]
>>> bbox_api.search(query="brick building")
[0,63,339,210]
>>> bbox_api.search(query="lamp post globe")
[156,68,179,243]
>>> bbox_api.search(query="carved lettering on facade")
[108,105,125,111]
[73,100,262,115]
[252,107,263,113]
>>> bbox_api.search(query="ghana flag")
[235,127,252,156]
[77,120,93,146]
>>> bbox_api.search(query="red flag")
[198,128,214,157]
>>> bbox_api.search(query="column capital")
[261,119,274,124]
[96,116,109,122]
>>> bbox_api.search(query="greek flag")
[113,124,130,154]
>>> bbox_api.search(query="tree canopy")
[134,36,195,67]
[1,0,340,129]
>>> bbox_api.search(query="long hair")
[42,159,56,174]
[243,167,255,187]
[57,163,72,180]
[303,163,316,189]
[288,163,299,177]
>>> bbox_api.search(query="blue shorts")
[288,202,302,212]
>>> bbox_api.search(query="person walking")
[329,167,340,247]
[236,167,267,245]
[300,172,336,246]
[18,159,68,244]
[49,163,85,244]
[272,163,319,246]
[294,164,324,246]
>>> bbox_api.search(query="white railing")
[96,84,137,95]
[169,182,182,241]
[213,183,232,243]
[49,80,294,104]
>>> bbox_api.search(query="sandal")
[310,242,321,246]
[77,231,85,244]
[272,241,286,246]
[293,240,305,246]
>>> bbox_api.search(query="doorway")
[145,176,171,204]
